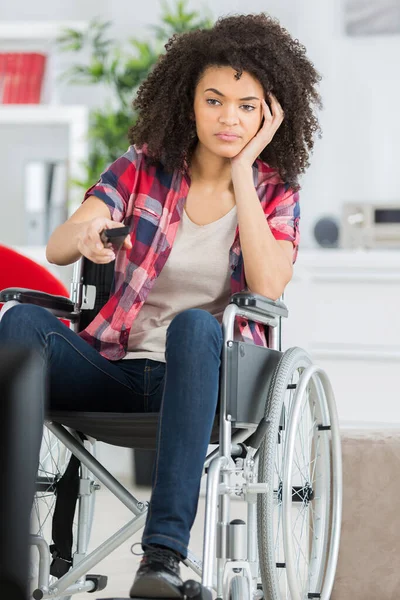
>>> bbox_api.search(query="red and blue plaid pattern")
[78,144,300,360]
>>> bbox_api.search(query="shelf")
[0,104,89,212]
[0,21,87,41]
[294,247,400,269]
[0,104,88,124]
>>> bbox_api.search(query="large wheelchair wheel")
[30,427,96,600]
[257,347,342,600]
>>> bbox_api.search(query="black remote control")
[100,226,130,250]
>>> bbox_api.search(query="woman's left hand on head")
[231,93,285,170]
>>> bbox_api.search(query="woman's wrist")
[231,161,253,186]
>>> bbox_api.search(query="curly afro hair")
[128,13,323,190]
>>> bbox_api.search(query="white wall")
[292,0,400,247]
[0,0,109,21]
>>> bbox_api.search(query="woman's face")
[193,65,265,159]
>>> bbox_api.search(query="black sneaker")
[129,544,183,599]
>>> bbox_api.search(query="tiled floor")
[73,477,248,600]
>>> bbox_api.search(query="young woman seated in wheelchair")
[0,13,321,600]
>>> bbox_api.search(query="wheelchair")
[0,253,343,600]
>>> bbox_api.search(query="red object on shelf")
[0,52,47,104]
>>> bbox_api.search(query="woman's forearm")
[46,221,88,266]
[46,195,113,266]
[232,164,293,300]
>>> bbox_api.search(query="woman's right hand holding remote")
[76,217,132,264]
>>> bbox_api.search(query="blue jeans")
[0,304,223,558]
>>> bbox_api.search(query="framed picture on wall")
[344,0,400,35]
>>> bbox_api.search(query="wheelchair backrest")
[77,258,115,332]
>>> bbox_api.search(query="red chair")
[0,244,69,299]
[0,244,70,326]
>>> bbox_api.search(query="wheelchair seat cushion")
[48,411,220,450]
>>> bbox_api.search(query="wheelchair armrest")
[0,287,79,321]
[230,291,288,319]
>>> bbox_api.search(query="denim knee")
[166,309,223,365]
[0,304,51,336]
[168,309,222,342]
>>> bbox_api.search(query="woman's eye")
[206,99,255,111]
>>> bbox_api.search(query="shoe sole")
[129,575,183,599]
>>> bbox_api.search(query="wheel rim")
[257,347,342,600]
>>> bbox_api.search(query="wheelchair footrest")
[99,579,212,600]
[100,597,184,600]
[182,580,212,599]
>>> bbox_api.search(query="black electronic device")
[313,217,339,248]
[100,226,130,251]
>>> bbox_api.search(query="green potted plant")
[57,0,213,190]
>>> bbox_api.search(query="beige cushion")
[332,429,400,599]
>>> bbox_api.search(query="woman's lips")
[215,133,240,142]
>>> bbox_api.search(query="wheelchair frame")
[0,256,342,600]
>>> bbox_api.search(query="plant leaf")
[59,0,214,191]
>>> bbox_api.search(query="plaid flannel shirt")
[78,144,300,360]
